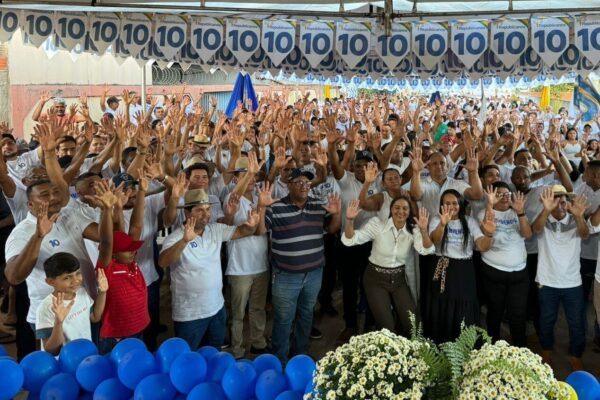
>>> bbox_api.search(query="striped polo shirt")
[266,196,328,272]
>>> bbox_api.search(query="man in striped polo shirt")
[258,169,341,362]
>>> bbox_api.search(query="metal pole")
[141,63,147,114]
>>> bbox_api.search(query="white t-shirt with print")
[35,287,93,346]
[7,149,41,181]
[161,223,235,321]
[429,215,483,259]
[477,208,527,272]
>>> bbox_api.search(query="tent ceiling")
[5,1,600,18]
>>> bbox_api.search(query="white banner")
[55,11,89,51]
[335,22,371,69]
[89,13,120,54]
[154,14,187,59]
[412,22,448,69]
[451,20,487,69]
[531,17,570,66]
[373,23,410,70]
[226,18,260,65]
[190,16,224,62]
[0,9,19,43]
[261,20,296,67]
[575,15,600,65]
[490,19,528,67]
[299,21,333,69]
[21,10,54,48]
[119,13,152,57]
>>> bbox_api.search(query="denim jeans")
[271,267,322,363]
[539,285,586,357]
[174,306,227,350]
[143,279,161,352]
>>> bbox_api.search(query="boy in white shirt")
[35,252,108,355]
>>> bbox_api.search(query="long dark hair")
[389,195,415,232]
[439,189,469,252]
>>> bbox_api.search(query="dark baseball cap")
[287,168,315,183]
[112,173,138,189]
[355,150,374,162]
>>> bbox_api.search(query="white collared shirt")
[161,223,235,321]
[342,217,434,268]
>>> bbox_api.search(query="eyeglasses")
[290,181,311,188]
[496,192,512,198]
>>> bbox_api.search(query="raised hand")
[96,268,109,293]
[0,121,13,135]
[93,179,118,209]
[258,181,274,207]
[540,187,559,212]
[245,208,260,228]
[137,167,149,192]
[171,172,189,199]
[511,191,526,214]
[568,194,590,218]
[364,161,378,184]
[323,193,342,214]
[313,147,328,168]
[52,292,74,323]
[273,147,289,170]
[35,202,58,238]
[34,123,56,153]
[346,198,361,220]
[224,193,241,217]
[484,186,499,207]
[414,207,430,232]
[410,141,425,172]
[182,217,197,242]
[145,162,164,182]
[464,147,479,172]
[40,90,53,103]
[439,204,453,226]
[480,209,497,235]
[114,183,132,210]
[247,151,263,175]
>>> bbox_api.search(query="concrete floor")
[1,277,599,384]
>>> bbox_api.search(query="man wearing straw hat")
[158,188,260,350]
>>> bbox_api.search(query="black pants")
[526,253,539,334]
[580,258,600,340]
[340,241,372,329]
[143,279,160,352]
[15,281,36,361]
[481,261,529,347]
[319,233,338,308]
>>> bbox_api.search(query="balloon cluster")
[564,371,600,400]
[0,338,316,400]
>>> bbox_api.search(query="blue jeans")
[539,285,586,357]
[271,267,322,363]
[174,306,227,350]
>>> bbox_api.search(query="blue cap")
[112,173,138,188]
[355,150,374,162]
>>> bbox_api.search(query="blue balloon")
[155,337,190,373]
[40,372,80,400]
[275,391,304,400]
[0,358,24,400]
[169,352,207,394]
[110,338,146,365]
[198,346,218,360]
[59,339,98,374]
[284,355,316,392]
[207,352,235,383]
[20,350,60,393]
[305,377,315,394]
[117,349,156,390]
[93,377,131,400]
[255,369,288,400]
[76,355,115,392]
[134,373,176,400]
[187,382,226,400]
[254,354,283,375]
[566,371,600,400]
[222,361,257,400]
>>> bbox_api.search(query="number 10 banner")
[531,17,570,67]
[450,20,487,69]
[575,15,600,65]
[412,22,448,69]
[261,20,296,67]
[335,22,371,69]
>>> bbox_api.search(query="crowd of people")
[0,87,599,373]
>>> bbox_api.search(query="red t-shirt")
[98,260,149,338]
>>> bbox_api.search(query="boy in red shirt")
[94,177,150,354]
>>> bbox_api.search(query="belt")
[368,262,405,275]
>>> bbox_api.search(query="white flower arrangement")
[306,329,432,400]
[457,340,569,400]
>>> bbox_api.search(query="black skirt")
[424,256,480,343]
